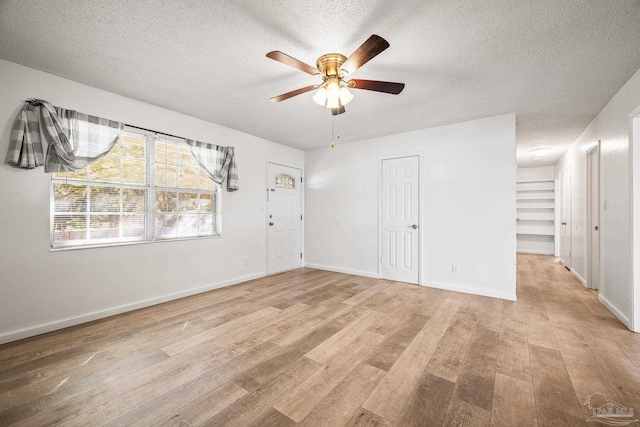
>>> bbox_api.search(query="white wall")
[555,67,640,330]
[305,114,517,301]
[0,59,304,343]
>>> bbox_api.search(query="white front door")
[267,163,302,275]
[381,156,420,284]
[587,146,600,289]
[560,167,572,268]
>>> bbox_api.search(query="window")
[154,136,218,239]
[275,173,295,189]
[51,128,221,249]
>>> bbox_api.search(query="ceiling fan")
[267,35,405,116]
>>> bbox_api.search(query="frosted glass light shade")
[326,82,340,100]
[326,97,340,109]
[530,146,551,157]
[339,87,353,105]
[313,87,327,106]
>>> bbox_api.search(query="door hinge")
[300,176,303,183]
[300,253,303,259]
[300,214,303,220]
[380,256,383,263]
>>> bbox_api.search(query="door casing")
[587,142,600,290]
[560,167,572,268]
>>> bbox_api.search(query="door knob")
[561,222,567,225]
[411,224,418,229]
[269,222,274,226]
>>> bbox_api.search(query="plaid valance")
[185,139,239,192]
[5,99,124,172]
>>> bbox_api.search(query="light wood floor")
[1,254,640,426]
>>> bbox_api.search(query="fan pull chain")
[331,114,335,148]
[337,108,340,142]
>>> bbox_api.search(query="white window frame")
[50,126,222,250]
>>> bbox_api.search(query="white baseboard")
[305,263,515,301]
[598,294,630,328]
[570,269,587,287]
[0,272,266,345]
[516,249,555,255]
[304,263,381,279]
[424,281,517,302]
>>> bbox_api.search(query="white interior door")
[560,167,572,268]
[267,163,302,275]
[381,156,419,284]
[587,146,600,289]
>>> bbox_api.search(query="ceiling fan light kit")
[267,35,405,117]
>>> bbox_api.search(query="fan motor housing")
[316,53,347,77]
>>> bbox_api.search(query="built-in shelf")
[517,194,555,200]
[516,226,555,236]
[517,212,555,221]
[516,179,554,183]
[516,178,556,254]
[517,201,554,208]
[516,234,555,255]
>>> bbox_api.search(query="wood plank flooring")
[1,254,640,426]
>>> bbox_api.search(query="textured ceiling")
[1,1,639,167]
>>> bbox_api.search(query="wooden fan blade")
[270,85,317,103]
[266,51,319,76]
[340,35,390,76]
[348,79,405,94]
[331,105,346,115]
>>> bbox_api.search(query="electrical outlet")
[452,264,459,274]
[242,257,248,266]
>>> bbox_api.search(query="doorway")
[587,143,600,289]
[560,166,572,268]
[380,155,420,284]
[267,163,302,275]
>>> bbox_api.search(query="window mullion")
[119,187,124,239]
[86,185,91,241]
[149,134,157,241]
[120,137,124,239]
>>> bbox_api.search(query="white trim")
[631,112,640,333]
[585,141,601,291]
[516,249,555,255]
[599,293,630,328]
[554,177,560,256]
[305,263,516,301]
[0,272,266,345]
[571,269,587,287]
[304,263,381,279]
[378,152,423,285]
[423,280,517,301]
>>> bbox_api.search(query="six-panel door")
[382,156,419,284]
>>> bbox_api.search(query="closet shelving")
[517,178,555,255]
